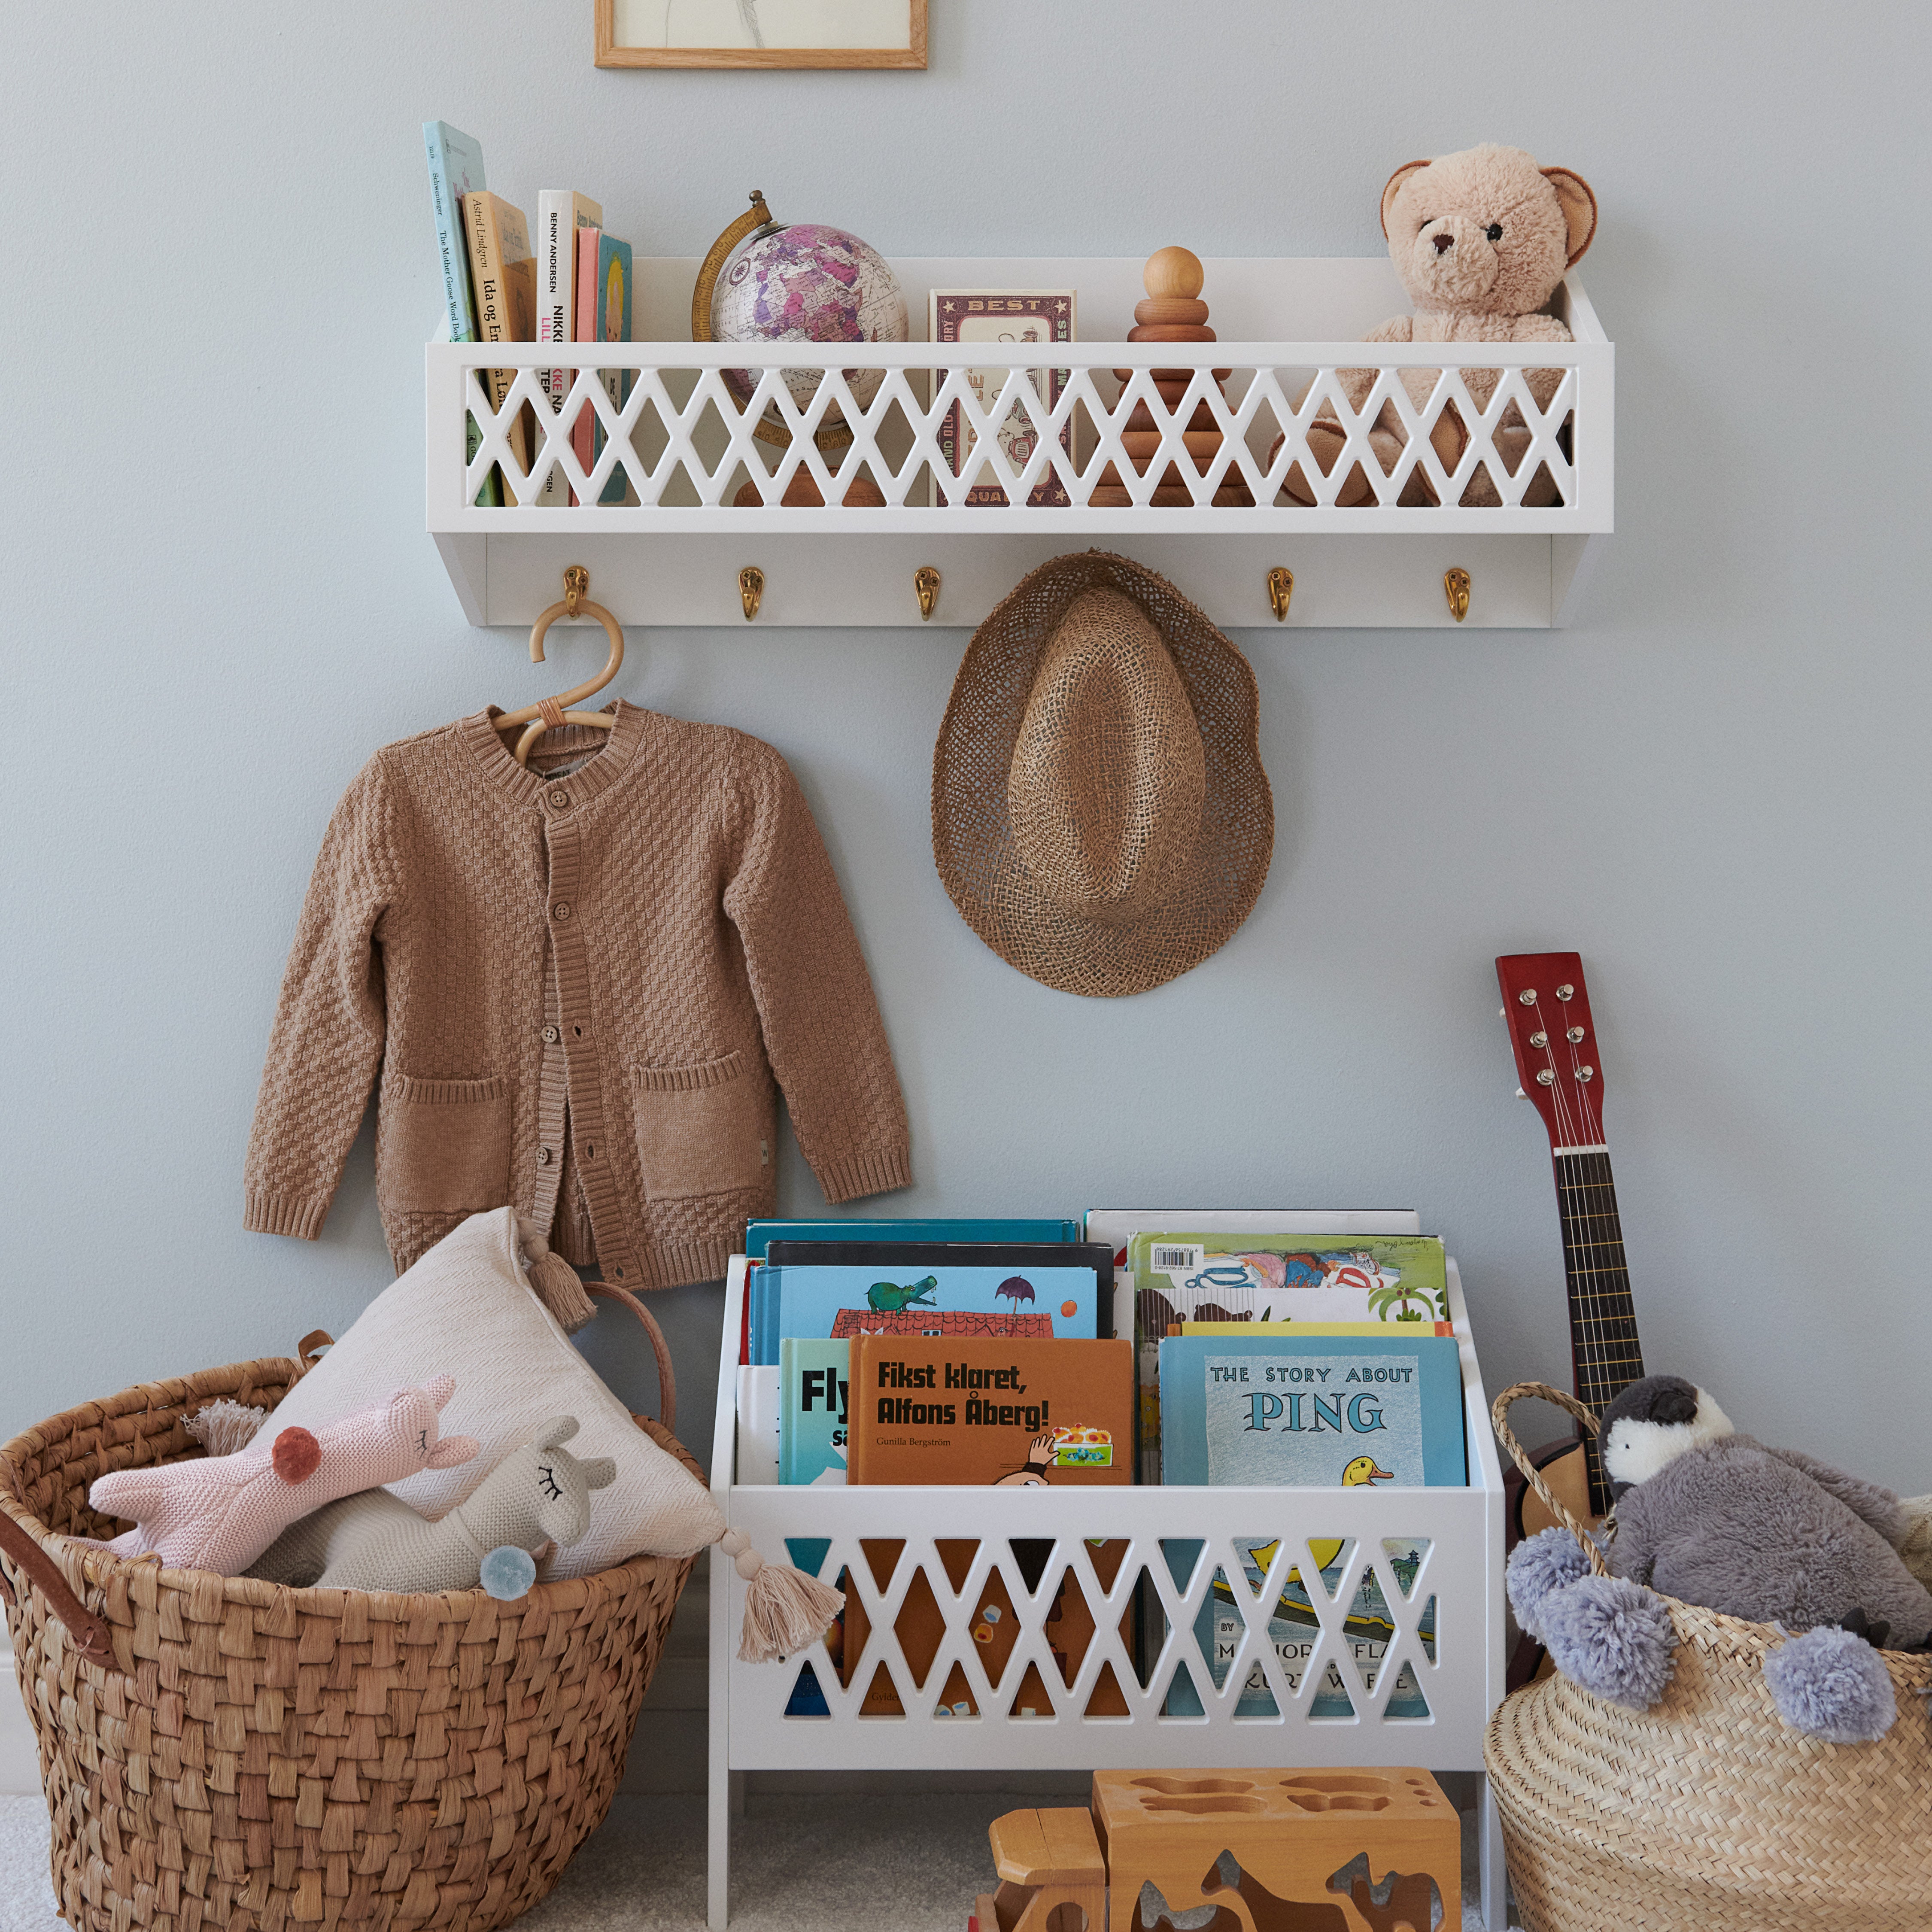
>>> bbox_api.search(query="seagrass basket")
[0,1345,699,1932]
[1485,1382,1932,1932]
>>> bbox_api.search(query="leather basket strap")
[587,1282,676,1437]
[0,1507,121,1671]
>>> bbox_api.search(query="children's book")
[592,234,634,506]
[1158,1334,1466,1487]
[462,190,535,504]
[1182,1320,1452,1337]
[1085,1211,1424,1483]
[747,1218,1078,1259]
[1131,1232,1449,1329]
[570,224,601,490]
[535,189,602,504]
[422,122,498,507]
[1163,1534,1438,1720]
[845,1337,1133,1486]
[778,1340,851,1485]
[737,1218,1078,1365]
[752,1242,1112,1366]
[927,289,1075,507]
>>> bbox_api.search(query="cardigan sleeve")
[243,754,396,1239]
[721,738,911,1204]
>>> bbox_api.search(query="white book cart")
[426,254,1612,632]
[705,1258,1509,1930]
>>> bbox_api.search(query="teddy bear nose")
[1432,232,1453,255]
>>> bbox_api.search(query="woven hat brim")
[932,552,1274,998]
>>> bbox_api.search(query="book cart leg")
[1479,1773,1507,1930]
[708,1543,731,1930]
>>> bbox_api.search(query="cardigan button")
[547,787,571,809]
[541,1024,560,1044]
[536,1145,554,1166]
[551,902,572,922]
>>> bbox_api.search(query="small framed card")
[928,289,1076,507]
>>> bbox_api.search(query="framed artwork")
[597,0,927,68]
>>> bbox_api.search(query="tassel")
[186,1399,268,1456]
[720,1528,845,1664]
[515,1217,597,1334]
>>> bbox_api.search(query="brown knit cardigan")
[244,703,911,1286]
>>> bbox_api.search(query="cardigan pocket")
[632,1051,767,1201]
[381,1071,513,1212]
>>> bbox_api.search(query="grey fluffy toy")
[1507,1374,1930,1741]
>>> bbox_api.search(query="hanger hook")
[562,564,588,625]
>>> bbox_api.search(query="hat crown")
[1007,588,1207,924]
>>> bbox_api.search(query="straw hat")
[932,552,1273,997]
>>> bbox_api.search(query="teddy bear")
[1277,143,1596,508]
[1507,1375,1931,1743]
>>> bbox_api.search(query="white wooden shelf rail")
[705,1258,1509,1930]
[427,256,1611,631]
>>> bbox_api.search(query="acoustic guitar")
[1495,953,1646,1586]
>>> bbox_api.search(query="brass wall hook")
[1444,567,1472,623]
[739,566,765,622]
[914,565,941,621]
[1266,566,1294,622]
[562,563,588,618]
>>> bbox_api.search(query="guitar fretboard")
[1552,1147,1641,1513]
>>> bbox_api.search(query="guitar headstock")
[1496,952,1607,1153]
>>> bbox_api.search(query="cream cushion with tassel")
[263,1207,841,1659]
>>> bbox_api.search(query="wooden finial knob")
[1144,246,1204,300]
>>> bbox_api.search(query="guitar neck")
[1552,1145,1641,1515]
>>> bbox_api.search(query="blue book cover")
[745,1218,1078,1259]
[756,1263,1104,1367]
[1159,1334,1466,1487]
[779,1340,851,1484]
[592,235,633,505]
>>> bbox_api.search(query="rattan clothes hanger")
[496,565,626,766]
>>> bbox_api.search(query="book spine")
[426,127,498,506]
[463,192,521,506]
[572,225,601,493]
[535,192,572,506]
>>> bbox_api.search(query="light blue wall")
[4,3,1928,1491]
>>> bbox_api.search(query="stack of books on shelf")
[424,121,634,508]
[741,1209,1467,1721]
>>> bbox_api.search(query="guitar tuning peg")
[1499,1007,1507,1021]
[1536,1070,1556,1086]
[1516,1088,1527,1098]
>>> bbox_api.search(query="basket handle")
[1491,1380,1610,1577]
[297,1330,334,1373]
[0,1507,121,1671]
[588,1283,677,1438]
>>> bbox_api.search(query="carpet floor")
[0,1789,1513,1930]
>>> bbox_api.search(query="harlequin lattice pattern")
[428,339,1610,533]
[711,1261,1504,1778]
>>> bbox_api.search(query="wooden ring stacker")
[495,565,626,766]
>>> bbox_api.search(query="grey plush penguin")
[1599,1374,1932,1649]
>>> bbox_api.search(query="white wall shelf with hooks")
[427,257,1611,632]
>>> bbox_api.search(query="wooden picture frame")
[596,0,926,68]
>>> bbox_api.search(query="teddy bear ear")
[1379,159,1433,238]
[1543,167,1598,266]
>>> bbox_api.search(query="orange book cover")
[846,1337,1134,1487]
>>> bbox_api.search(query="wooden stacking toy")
[1091,246,1253,508]
[975,1768,1460,1932]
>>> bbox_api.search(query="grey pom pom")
[1764,1625,1897,1742]
[1542,1574,1677,1710]
[1507,1528,1592,1640]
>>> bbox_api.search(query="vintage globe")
[711,222,908,423]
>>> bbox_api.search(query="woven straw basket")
[1485,1382,1932,1932]
[0,1343,698,1932]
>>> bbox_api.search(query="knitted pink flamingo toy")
[86,1377,479,1577]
